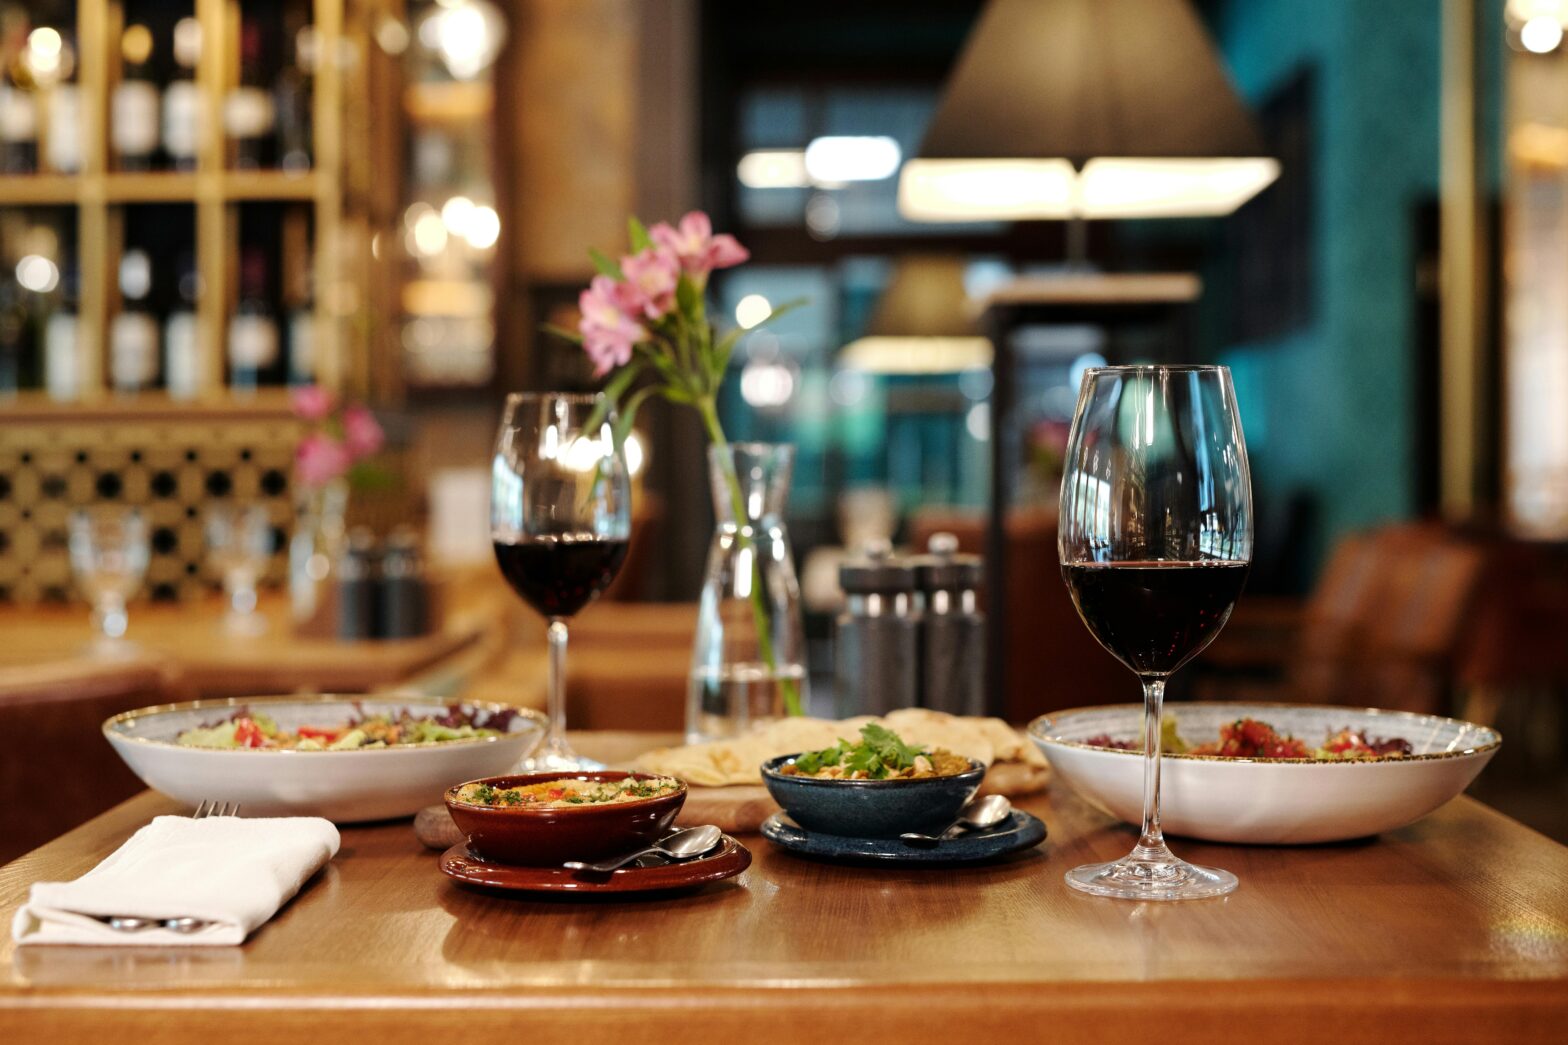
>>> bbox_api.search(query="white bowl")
[1028,703,1501,845]
[105,695,545,822]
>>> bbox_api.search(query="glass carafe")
[686,443,809,743]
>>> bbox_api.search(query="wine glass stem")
[1133,676,1169,859]
[546,617,569,747]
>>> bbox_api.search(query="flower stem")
[696,397,803,718]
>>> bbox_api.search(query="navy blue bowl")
[760,754,985,840]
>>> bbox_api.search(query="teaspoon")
[900,793,1013,844]
[563,824,724,874]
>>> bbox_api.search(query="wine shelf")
[0,0,398,416]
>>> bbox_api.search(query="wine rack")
[0,0,399,410]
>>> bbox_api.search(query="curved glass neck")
[708,443,793,525]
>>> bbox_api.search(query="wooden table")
[0,592,494,698]
[2,738,1566,1044]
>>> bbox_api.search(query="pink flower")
[577,275,645,377]
[650,211,749,278]
[290,385,335,421]
[295,433,352,489]
[342,405,385,459]
[620,245,681,318]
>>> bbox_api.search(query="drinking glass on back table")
[68,506,150,646]
[206,504,273,635]
[1058,365,1253,900]
[490,392,632,772]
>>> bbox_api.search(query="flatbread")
[631,709,1046,786]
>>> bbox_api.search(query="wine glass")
[1058,365,1253,900]
[206,503,273,635]
[491,392,633,772]
[68,506,150,646]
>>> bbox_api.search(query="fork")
[101,800,241,934]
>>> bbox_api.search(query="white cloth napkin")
[12,815,340,947]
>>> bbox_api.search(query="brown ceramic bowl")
[443,771,687,867]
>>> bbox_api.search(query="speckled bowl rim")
[760,753,987,785]
[1028,702,1502,765]
[444,771,688,815]
[103,694,546,755]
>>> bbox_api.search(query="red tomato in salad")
[297,726,343,743]
[233,717,267,749]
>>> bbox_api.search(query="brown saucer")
[439,835,752,894]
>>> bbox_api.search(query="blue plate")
[760,809,1047,864]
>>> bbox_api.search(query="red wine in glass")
[493,536,629,619]
[1061,561,1249,676]
[1057,364,1253,901]
[490,392,632,772]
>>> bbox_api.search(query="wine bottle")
[275,19,312,172]
[44,82,82,172]
[111,24,161,172]
[0,79,38,174]
[162,16,201,172]
[45,262,81,401]
[0,281,27,396]
[165,251,201,399]
[225,22,276,169]
[229,247,279,390]
[111,248,159,393]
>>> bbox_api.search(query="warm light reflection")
[15,255,59,294]
[1521,15,1565,52]
[899,157,1279,220]
[838,336,993,374]
[803,136,901,183]
[739,360,795,408]
[423,0,507,80]
[737,150,810,189]
[735,294,772,329]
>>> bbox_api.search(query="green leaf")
[659,386,698,405]
[712,326,744,377]
[584,365,640,434]
[675,274,701,319]
[756,296,807,327]
[588,247,624,281]
[613,385,660,448]
[540,322,583,345]
[627,216,653,252]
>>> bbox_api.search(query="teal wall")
[1212,0,1443,567]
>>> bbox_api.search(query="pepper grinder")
[916,532,986,716]
[335,528,379,640]
[378,525,430,639]
[834,539,921,717]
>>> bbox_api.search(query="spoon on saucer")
[563,825,724,874]
[899,794,1013,844]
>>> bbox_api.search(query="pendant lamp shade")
[840,256,993,374]
[899,0,1280,221]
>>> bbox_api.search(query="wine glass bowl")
[205,503,273,634]
[490,392,632,773]
[68,506,150,646]
[1058,364,1253,901]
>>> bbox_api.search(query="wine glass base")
[1065,856,1237,901]
[513,740,605,774]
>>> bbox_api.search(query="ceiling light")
[803,136,901,182]
[735,294,772,329]
[738,150,810,189]
[1521,16,1564,53]
[900,0,1277,222]
[839,336,994,375]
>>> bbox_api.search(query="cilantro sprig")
[792,724,926,780]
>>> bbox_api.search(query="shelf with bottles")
[228,200,318,393]
[0,204,76,399]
